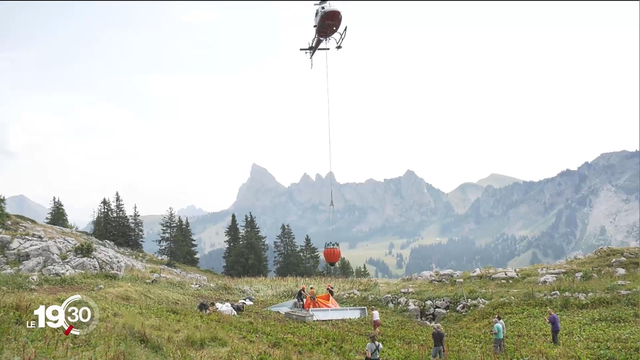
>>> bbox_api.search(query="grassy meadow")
[0,245,638,359]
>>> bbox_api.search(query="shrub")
[74,241,95,258]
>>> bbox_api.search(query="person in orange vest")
[308,286,317,302]
[327,283,334,297]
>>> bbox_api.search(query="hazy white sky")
[1,1,638,226]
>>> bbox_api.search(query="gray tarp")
[266,300,298,314]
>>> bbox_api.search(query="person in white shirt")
[371,306,381,333]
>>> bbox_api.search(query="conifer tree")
[156,207,179,265]
[0,195,8,228]
[178,218,199,267]
[128,204,144,250]
[354,265,362,278]
[273,224,303,277]
[300,234,320,277]
[112,192,131,247]
[45,197,71,228]
[361,264,371,278]
[239,212,269,277]
[223,213,242,277]
[92,198,115,241]
[337,256,354,278]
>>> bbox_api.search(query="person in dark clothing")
[431,323,446,359]
[296,286,308,309]
[545,308,561,344]
[326,283,334,297]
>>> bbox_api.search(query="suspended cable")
[325,43,335,236]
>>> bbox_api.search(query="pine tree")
[128,204,144,250]
[156,207,179,265]
[361,264,371,278]
[0,195,8,228]
[178,218,199,267]
[354,266,362,278]
[223,213,242,277]
[273,224,303,277]
[239,213,269,277]
[395,252,404,269]
[174,216,186,263]
[337,257,354,278]
[530,250,541,265]
[299,235,320,277]
[45,197,71,228]
[112,192,131,247]
[92,198,115,241]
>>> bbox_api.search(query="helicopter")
[299,1,348,68]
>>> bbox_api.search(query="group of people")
[294,284,562,358]
[295,284,334,308]
[363,308,561,360]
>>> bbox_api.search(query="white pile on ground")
[215,303,237,316]
[239,299,254,305]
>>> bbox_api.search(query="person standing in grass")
[296,285,307,309]
[326,283,334,297]
[371,306,382,333]
[431,323,446,359]
[545,309,561,345]
[490,318,504,354]
[495,314,505,352]
[364,333,383,360]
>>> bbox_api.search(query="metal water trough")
[284,310,315,322]
[309,307,368,321]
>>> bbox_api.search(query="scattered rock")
[618,290,631,295]
[470,268,483,277]
[617,281,631,285]
[550,291,560,298]
[611,258,627,266]
[614,268,627,276]
[94,285,104,291]
[575,272,583,279]
[456,279,464,283]
[434,309,447,322]
[29,275,38,282]
[400,288,415,294]
[538,275,557,284]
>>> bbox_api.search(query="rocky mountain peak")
[177,205,208,218]
[299,173,314,184]
[231,164,286,210]
[249,163,280,184]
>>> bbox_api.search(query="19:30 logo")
[27,294,100,336]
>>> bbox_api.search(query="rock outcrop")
[0,219,203,283]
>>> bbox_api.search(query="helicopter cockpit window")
[315,9,319,18]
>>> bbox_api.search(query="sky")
[0,1,638,226]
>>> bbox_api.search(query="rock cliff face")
[188,151,638,252]
[0,218,146,278]
[443,150,639,251]
[190,165,456,248]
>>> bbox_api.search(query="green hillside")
[1,244,637,359]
